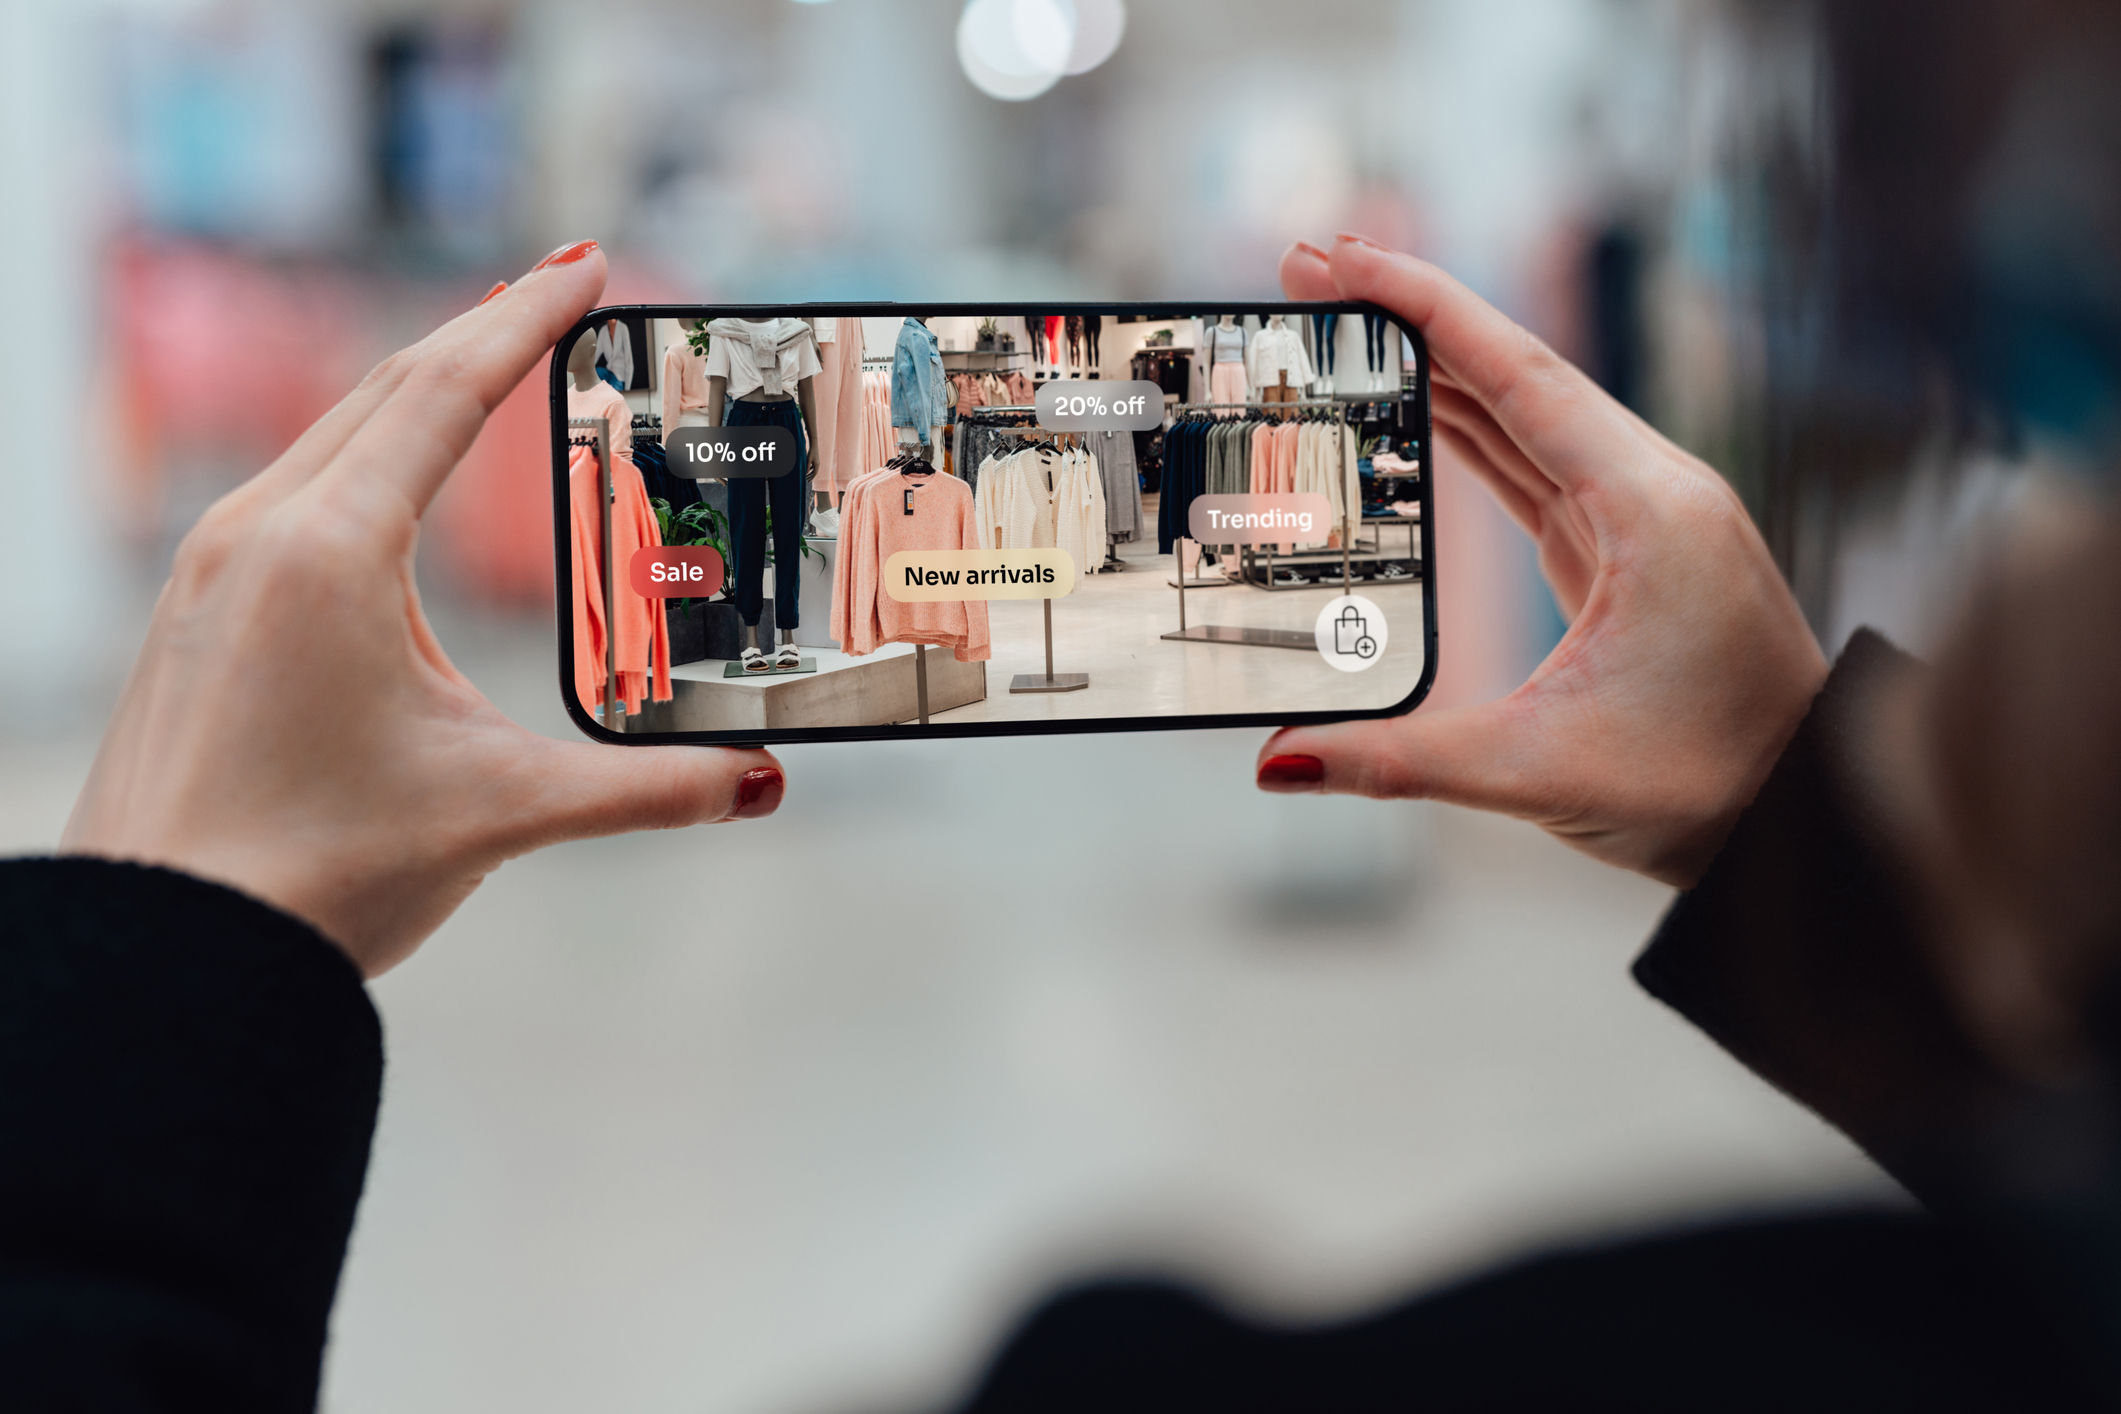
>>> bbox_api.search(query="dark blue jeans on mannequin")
[1362,313,1389,372]
[725,398,808,638]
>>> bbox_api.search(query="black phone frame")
[550,301,1436,747]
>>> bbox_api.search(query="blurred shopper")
[6,6,2121,1414]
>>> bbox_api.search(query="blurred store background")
[1,0,2070,1411]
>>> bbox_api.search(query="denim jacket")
[890,317,949,445]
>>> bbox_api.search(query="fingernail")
[532,240,598,272]
[728,767,784,820]
[1336,232,1391,252]
[1257,754,1326,793]
[1292,240,1329,263]
[476,281,507,307]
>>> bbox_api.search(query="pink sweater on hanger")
[839,470,990,662]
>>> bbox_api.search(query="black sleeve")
[1632,629,2011,1200]
[0,858,381,1413]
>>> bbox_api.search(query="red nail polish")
[532,240,598,271]
[1336,232,1391,252]
[729,767,784,820]
[476,281,507,307]
[1292,240,1330,262]
[1258,754,1326,792]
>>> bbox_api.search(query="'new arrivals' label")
[884,548,1077,601]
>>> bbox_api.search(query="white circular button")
[1315,595,1388,672]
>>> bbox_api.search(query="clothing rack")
[567,415,622,726]
[956,408,1091,694]
[1160,399,1353,651]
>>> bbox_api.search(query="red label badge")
[629,546,725,599]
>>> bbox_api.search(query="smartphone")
[552,302,1433,745]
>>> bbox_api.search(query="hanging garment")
[632,437,699,513]
[1092,427,1143,542]
[1247,320,1315,391]
[703,318,820,399]
[1156,416,1214,554]
[836,466,991,661]
[661,340,710,436]
[1083,314,1102,371]
[1064,314,1083,371]
[568,445,672,716]
[890,318,949,445]
[862,370,893,480]
[951,372,990,418]
[813,317,867,508]
[1058,446,1107,572]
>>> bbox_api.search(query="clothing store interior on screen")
[559,308,1426,734]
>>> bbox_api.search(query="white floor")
[930,533,1425,725]
[0,609,1897,1414]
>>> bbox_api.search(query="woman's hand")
[63,242,783,977]
[1260,235,1826,887]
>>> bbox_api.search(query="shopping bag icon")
[1333,606,1377,659]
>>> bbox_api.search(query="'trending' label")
[884,548,1077,601]
[1187,493,1334,544]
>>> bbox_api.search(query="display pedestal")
[633,645,985,732]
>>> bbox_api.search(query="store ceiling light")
[958,0,1125,101]
[1062,0,1125,75]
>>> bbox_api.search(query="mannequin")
[891,315,947,456]
[567,328,599,392]
[661,318,711,450]
[565,329,631,458]
[1249,313,1312,409]
[1207,314,1249,410]
[703,318,822,669]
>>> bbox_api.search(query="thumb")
[1256,701,1549,814]
[502,740,785,853]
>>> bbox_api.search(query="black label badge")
[667,425,799,479]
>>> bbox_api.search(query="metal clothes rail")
[956,408,1091,694]
[1158,400,1353,649]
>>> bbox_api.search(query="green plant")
[763,503,824,568]
[650,497,730,608]
[684,321,711,359]
[978,316,999,338]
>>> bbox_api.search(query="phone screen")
[553,302,1432,744]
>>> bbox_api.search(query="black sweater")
[0,632,2106,1411]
